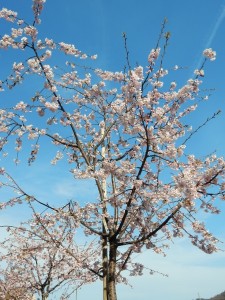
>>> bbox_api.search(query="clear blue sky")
[1,1,225,299]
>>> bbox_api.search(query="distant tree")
[0,214,96,300]
[0,265,35,300]
[0,1,225,300]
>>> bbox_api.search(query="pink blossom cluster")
[32,0,46,23]
[148,47,160,64]
[0,8,18,22]
[194,69,205,77]
[203,48,216,61]
[0,34,15,49]
[14,101,27,111]
[12,62,24,74]
[24,26,38,40]
[11,28,23,38]
[59,42,82,57]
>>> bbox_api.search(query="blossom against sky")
[1,0,225,299]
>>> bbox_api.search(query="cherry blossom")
[203,48,216,61]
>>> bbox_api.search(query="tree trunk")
[102,235,108,300]
[101,126,109,300]
[108,242,117,300]
[41,291,48,300]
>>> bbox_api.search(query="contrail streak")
[194,4,225,71]
[205,5,225,49]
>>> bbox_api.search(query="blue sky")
[1,0,225,299]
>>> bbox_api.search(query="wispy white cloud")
[53,178,98,200]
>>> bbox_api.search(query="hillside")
[196,291,225,300]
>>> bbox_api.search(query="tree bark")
[108,242,117,300]
[41,291,48,300]
[102,235,108,300]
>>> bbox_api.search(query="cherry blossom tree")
[0,1,225,300]
[0,213,97,300]
[0,264,35,300]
